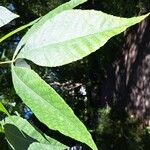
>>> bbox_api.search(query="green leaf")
[0,124,4,133]
[0,6,19,28]
[0,102,11,117]
[0,102,20,132]
[28,142,66,150]
[4,123,37,150]
[14,0,87,58]
[1,116,67,150]
[15,59,31,68]
[16,10,149,67]
[12,66,98,150]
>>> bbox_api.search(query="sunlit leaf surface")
[14,0,87,58]
[17,10,149,67]
[28,142,66,150]
[0,6,19,27]
[12,66,98,150]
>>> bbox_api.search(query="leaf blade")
[16,10,149,67]
[14,0,87,58]
[4,123,37,150]
[0,6,19,27]
[0,101,11,117]
[12,66,98,150]
[28,142,66,150]
[1,116,67,149]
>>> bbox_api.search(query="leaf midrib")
[19,18,138,54]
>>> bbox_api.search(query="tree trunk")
[114,16,150,125]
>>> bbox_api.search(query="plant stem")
[0,24,29,43]
[0,60,14,65]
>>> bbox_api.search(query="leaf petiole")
[0,18,40,44]
[0,60,14,65]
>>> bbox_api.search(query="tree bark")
[113,16,150,125]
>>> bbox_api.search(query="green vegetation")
[0,0,150,150]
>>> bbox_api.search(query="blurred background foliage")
[0,0,150,150]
